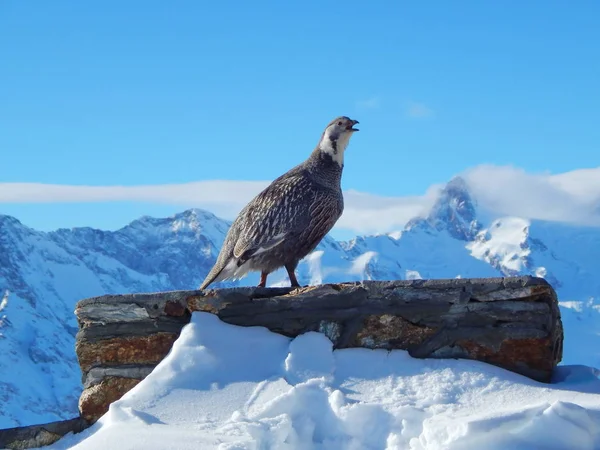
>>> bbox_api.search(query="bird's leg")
[258,271,268,288]
[285,264,301,288]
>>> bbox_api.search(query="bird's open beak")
[347,120,359,132]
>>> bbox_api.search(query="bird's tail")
[200,233,288,289]
[199,257,252,290]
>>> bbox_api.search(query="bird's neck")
[305,147,344,189]
[316,132,351,166]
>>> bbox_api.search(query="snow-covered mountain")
[1,176,599,428]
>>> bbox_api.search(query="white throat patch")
[319,130,353,166]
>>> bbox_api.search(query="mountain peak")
[441,175,470,195]
[0,214,25,229]
[173,208,225,223]
[429,176,480,240]
[405,176,481,241]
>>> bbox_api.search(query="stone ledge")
[73,276,563,425]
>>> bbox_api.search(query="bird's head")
[318,116,359,166]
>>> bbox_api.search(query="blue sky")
[1,1,599,236]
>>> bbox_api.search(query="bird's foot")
[286,266,301,289]
[257,271,268,288]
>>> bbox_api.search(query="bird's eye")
[337,121,342,126]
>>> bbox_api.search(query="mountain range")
[1,176,599,428]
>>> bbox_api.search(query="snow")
[0,289,81,428]
[0,290,8,338]
[468,217,532,273]
[349,251,378,278]
[559,299,600,369]
[51,312,600,450]
[304,251,325,286]
[405,270,423,280]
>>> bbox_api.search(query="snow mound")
[52,313,600,450]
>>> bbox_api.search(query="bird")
[199,115,360,290]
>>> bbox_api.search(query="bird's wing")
[232,173,314,263]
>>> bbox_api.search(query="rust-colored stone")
[515,284,557,305]
[79,377,141,423]
[186,295,228,314]
[76,333,178,373]
[281,285,319,297]
[530,284,555,298]
[164,300,186,316]
[353,314,437,349]
[457,337,556,377]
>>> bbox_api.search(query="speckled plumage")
[199,116,359,289]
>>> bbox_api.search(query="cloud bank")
[1,165,599,234]
[0,181,270,223]
[462,165,600,227]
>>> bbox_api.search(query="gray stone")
[84,365,157,389]
[76,303,150,324]
[76,315,189,343]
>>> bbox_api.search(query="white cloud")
[0,181,270,224]
[0,180,437,235]
[547,167,600,202]
[405,102,434,119]
[338,189,439,234]
[0,180,269,205]
[462,165,600,227]
[1,165,599,235]
[356,96,381,110]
